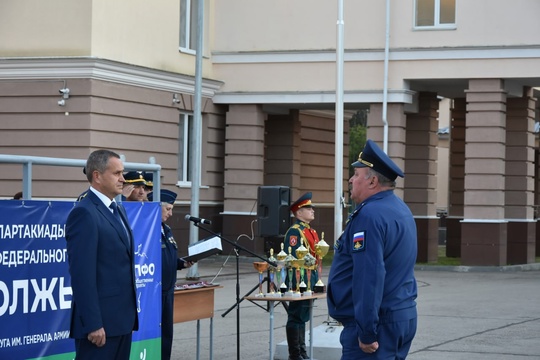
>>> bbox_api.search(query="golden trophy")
[314,232,329,293]
[267,249,279,297]
[276,243,288,295]
[284,246,297,296]
[253,261,269,297]
[294,243,308,296]
[302,252,317,296]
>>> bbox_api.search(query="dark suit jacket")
[66,190,139,338]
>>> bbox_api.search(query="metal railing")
[0,154,162,202]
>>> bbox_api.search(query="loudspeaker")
[256,186,290,237]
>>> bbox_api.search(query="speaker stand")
[222,274,288,316]
[192,221,277,360]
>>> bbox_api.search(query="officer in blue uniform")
[147,189,193,360]
[283,192,320,360]
[327,139,418,359]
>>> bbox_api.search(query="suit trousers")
[74,332,132,360]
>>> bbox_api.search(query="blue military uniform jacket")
[327,190,418,344]
[161,223,186,294]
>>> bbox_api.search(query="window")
[415,0,456,28]
[178,113,194,184]
[180,0,199,53]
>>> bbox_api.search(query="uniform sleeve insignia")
[352,231,365,252]
[289,236,298,247]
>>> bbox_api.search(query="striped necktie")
[110,202,130,243]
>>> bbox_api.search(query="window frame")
[177,112,194,187]
[179,0,203,55]
[414,0,456,30]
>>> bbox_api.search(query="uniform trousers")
[286,300,310,327]
[339,315,416,360]
[161,289,175,360]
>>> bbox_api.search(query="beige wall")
[214,0,540,51]
[212,0,540,98]
[437,98,451,212]
[0,0,215,78]
[0,0,92,56]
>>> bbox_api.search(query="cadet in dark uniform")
[327,139,418,359]
[77,167,90,201]
[123,171,147,201]
[143,171,153,201]
[79,170,146,202]
[147,189,192,360]
[283,192,320,360]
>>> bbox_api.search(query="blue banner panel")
[0,200,162,360]
[126,202,162,347]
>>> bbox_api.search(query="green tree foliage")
[349,110,368,177]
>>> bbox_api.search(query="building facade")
[1,0,539,265]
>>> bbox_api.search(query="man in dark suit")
[66,149,139,360]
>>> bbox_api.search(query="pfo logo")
[135,262,155,277]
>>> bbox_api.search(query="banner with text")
[0,200,162,360]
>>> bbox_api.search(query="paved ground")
[171,255,540,360]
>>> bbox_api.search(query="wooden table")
[245,292,326,360]
[174,285,222,360]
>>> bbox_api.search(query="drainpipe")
[335,0,345,241]
[382,0,391,152]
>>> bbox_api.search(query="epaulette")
[76,191,88,202]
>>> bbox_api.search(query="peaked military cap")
[143,172,153,188]
[352,139,404,181]
[123,171,146,185]
[147,189,177,204]
[290,192,313,213]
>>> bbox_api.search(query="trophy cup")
[284,247,297,296]
[294,243,308,296]
[314,232,330,293]
[302,252,317,296]
[267,249,279,297]
[276,243,288,295]
[253,261,269,297]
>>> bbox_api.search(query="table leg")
[210,317,214,360]
[269,300,275,360]
[196,319,201,360]
[309,299,314,359]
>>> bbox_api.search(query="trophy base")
[284,291,294,297]
[314,284,325,293]
[291,292,302,298]
[299,286,307,294]
[303,290,312,297]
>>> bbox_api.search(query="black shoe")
[299,325,309,359]
[286,327,303,360]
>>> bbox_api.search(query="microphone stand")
[192,221,277,360]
